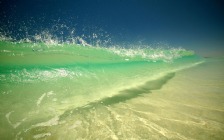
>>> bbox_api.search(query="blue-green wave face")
[0,40,202,94]
[0,40,199,84]
[0,40,203,139]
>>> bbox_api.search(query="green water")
[2,41,222,140]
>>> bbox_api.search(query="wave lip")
[0,40,196,66]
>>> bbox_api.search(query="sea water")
[0,40,223,139]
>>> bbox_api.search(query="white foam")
[33,133,51,139]
[47,91,54,97]
[108,47,194,62]
[68,120,82,129]
[56,69,68,77]
[5,111,27,129]
[125,58,129,61]
[37,93,46,106]
[33,116,59,127]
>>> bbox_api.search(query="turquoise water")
[1,40,223,139]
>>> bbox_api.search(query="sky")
[0,0,224,56]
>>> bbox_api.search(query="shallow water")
[14,57,222,140]
[0,41,223,139]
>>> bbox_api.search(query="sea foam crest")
[0,34,13,41]
[108,47,194,62]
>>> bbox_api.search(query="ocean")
[0,40,224,139]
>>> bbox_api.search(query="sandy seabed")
[1,58,224,140]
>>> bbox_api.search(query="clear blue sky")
[0,0,224,56]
